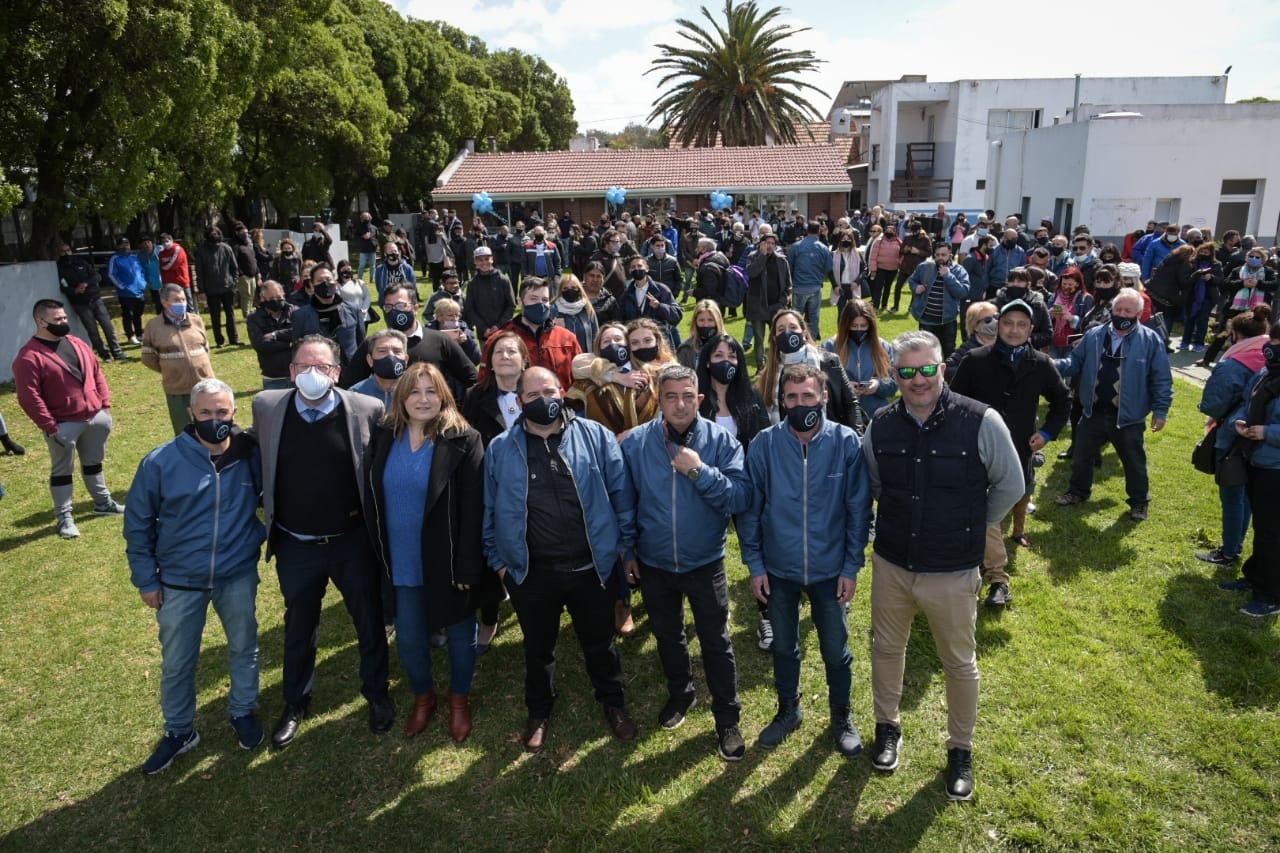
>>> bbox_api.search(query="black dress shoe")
[271,704,308,749]
[368,693,395,734]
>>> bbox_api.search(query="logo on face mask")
[371,355,407,379]
[1263,342,1280,365]
[785,403,823,432]
[775,331,805,355]
[193,418,233,444]
[709,360,737,384]
[1112,316,1138,332]
[600,343,629,367]
[387,309,415,331]
[521,396,562,425]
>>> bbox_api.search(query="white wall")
[872,75,1226,209]
[1,262,63,384]
[260,224,347,266]
[988,104,1280,244]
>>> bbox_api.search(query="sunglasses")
[895,363,941,379]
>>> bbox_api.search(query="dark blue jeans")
[1068,409,1150,506]
[766,574,852,706]
[638,560,740,726]
[394,586,477,695]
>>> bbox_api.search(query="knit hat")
[1000,299,1034,319]
[1117,262,1141,281]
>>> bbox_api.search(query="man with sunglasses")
[861,330,1024,800]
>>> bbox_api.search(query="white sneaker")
[93,498,126,516]
[757,617,774,651]
[128,335,141,345]
[57,513,81,539]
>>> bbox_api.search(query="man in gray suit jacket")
[252,334,393,748]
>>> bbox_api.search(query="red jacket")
[158,242,191,288]
[13,335,112,434]
[499,320,582,391]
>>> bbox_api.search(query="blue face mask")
[169,303,187,320]
[1247,257,1263,269]
[523,302,553,327]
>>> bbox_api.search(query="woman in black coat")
[696,334,770,449]
[365,362,485,743]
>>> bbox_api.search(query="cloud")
[392,0,1280,132]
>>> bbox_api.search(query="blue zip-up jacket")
[821,336,899,417]
[125,429,265,595]
[988,244,1026,288]
[1142,237,1184,280]
[1048,252,1072,276]
[907,260,971,324]
[483,411,636,585]
[621,414,752,571]
[787,236,833,291]
[137,247,162,290]
[739,417,871,583]
[1054,322,1173,427]
[373,261,417,303]
[1199,342,1266,451]
[107,252,148,299]
[1228,367,1280,469]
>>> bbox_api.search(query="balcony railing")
[890,178,953,203]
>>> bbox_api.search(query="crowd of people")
[6,202,1280,805]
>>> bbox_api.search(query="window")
[1153,198,1180,224]
[975,179,986,190]
[871,144,880,172]
[987,109,1040,139]
[1221,180,1258,195]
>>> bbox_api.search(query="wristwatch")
[686,466,702,481]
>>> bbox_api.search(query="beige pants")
[237,275,257,319]
[870,553,980,750]
[982,494,1032,585]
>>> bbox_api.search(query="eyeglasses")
[294,363,338,372]
[895,363,941,379]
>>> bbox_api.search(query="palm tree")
[647,0,827,148]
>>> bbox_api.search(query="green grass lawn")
[0,299,1277,851]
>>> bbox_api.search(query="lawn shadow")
[1159,571,1280,708]
[850,772,956,850]
[1033,498,1139,583]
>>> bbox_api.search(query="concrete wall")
[987,107,1280,245]
[1,262,65,384]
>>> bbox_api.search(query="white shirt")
[497,391,520,429]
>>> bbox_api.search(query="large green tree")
[647,0,826,148]
[0,0,260,257]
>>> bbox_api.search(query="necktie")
[304,408,322,423]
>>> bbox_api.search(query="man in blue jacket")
[908,243,971,359]
[621,365,752,761]
[1141,223,1184,281]
[125,378,266,774]
[739,363,872,758]
[1053,288,1173,521]
[483,366,639,753]
[787,222,833,339]
[987,229,1027,295]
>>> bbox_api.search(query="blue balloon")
[605,186,628,206]
[471,192,493,215]
[710,190,735,211]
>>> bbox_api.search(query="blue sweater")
[821,336,898,417]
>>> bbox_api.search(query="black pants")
[206,291,240,345]
[274,531,390,706]
[118,296,145,338]
[890,269,912,311]
[1068,408,1149,506]
[1242,467,1280,604]
[71,299,120,355]
[638,560,740,726]
[149,290,164,314]
[505,565,624,719]
[870,270,896,311]
[919,319,958,359]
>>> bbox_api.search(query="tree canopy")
[647,0,825,148]
[0,0,576,258]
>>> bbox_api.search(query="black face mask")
[696,326,717,343]
[193,418,233,444]
[1112,316,1138,332]
[1003,240,1017,249]
[775,330,806,355]
[262,298,286,312]
[522,302,552,327]
[313,282,336,300]
[1004,286,1028,299]
[709,360,737,385]
[600,343,629,367]
[850,329,869,345]
[1264,342,1280,368]
[521,396,563,425]
[632,345,659,363]
[629,268,648,282]
[45,321,71,337]
[1095,287,1117,301]
[1036,236,1049,246]
[785,403,823,433]
[560,289,582,303]
[371,355,407,379]
[1049,246,1064,256]
[387,309,415,331]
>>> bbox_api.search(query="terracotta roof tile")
[434,144,852,198]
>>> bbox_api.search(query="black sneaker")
[142,729,200,775]
[717,725,746,761]
[984,582,1011,607]
[658,693,696,730]
[945,747,974,801]
[870,722,901,771]
[231,713,264,750]
[1196,548,1239,567]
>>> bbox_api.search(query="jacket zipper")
[670,444,680,571]
[801,439,809,585]
[369,463,389,579]
[553,433,605,588]
[208,456,222,587]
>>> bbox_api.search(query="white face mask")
[294,368,333,401]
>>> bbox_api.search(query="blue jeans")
[1220,482,1251,559]
[794,289,822,340]
[766,574,852,706]
[357,252,376,280]
[394,586,477,695]
[157,571,259,735]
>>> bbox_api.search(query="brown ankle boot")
[404,691,436,737]
[447,692,472,743]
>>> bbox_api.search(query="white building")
[863,75,1228,215]
[986,102,1280,245]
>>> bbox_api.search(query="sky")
[392,0,1280,134]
